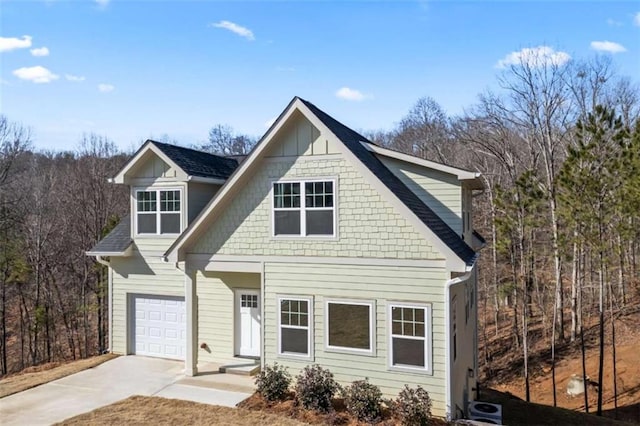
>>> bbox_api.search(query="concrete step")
[219,359,260,376]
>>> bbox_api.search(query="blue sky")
[1,1,639,151]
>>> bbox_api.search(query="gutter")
[444,266,473,420]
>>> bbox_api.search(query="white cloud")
[95,0,110,7]
[0,35,32,52]
[98,83,115,93]
[210,20,255,41]
[606,18,623,27]
[13,65,59,83]
[496,46,571,68]
[634,12,640,26]
[335,87,372,101]
[65,74,86,82]
[30,47,50,57]
[264,117,277,128]
[590,40,627,53]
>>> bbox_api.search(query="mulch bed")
[238,392,448,425]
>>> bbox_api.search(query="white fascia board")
[361,142,481,181]
[85,245,133,258]
[186,176,226,185]
[164,97,305,261]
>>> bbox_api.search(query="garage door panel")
[133,296,186,360]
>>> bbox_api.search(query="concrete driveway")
[0,356,254,426]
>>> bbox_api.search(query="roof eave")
[85,244,133,258]
[361,142,481,181]
[187,176,227,185]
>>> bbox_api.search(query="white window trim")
[134,187,183,237]
[271,178,337,239]
[277,295,314,361]
[387,301,433,375]
[324,298,375,356]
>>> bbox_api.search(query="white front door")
[237,290,261,357]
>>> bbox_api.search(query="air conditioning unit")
[468,401,502,424]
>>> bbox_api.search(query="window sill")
[325,346,375,357]
[387,365,433,376]
[277,353,314,362]
[271,235,339,242]
[135,234,181,239]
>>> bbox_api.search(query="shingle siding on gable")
[190,156,442,260]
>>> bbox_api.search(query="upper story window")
[135,189,181,235]
[272,180,335,237]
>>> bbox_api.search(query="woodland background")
[1,52,638,416]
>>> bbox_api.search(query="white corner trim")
[444,268,473,421]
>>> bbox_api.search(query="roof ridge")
[148,140,238,164]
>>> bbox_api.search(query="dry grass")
[0,353,118,398]
[56,395,308,426]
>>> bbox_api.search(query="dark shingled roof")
[88,215,132,254]
[151,141,239,180]
[473,230,487,246]
[299,98,477,266]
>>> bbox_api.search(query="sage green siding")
[263,262,449,417]
[110,252,185,355]
[195,271,260,366]
[187,182,220,224]
[191,155,442,260]
[380,157,462,235]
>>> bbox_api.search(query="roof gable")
[299,99,476,267]
[166,97,477,270]
[112,140,238,184]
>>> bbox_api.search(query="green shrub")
[294,364,341,412]
[342,378,383,422]
[255,363,291,402]
[393,385,432,425]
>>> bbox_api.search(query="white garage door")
[133,296,186,360]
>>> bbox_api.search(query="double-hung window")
[273,180,335,236]
[136,189,181,235]
[325,300,374,354]
[388,303,432,373]
[278,296,313,358]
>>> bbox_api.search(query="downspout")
[444,266,473,420]
[96,256,113,353]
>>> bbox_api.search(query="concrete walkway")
[0,356,255,426]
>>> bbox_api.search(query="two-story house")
[87,97,484,419]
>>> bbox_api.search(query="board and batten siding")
[263,262,449,418]
[190,155,442,260]
[195,271,260,366]
[187,182,221,224]
[380,156,463,236]
[110,252,185,355]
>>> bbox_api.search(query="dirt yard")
[487,308,640,424]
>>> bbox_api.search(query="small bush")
[255,363,292,402]
[342,378,383,422]
[393,385,432,425]
[295,364,341,412]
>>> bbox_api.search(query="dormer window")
[272,180,335,237]
[135,189,181,235]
